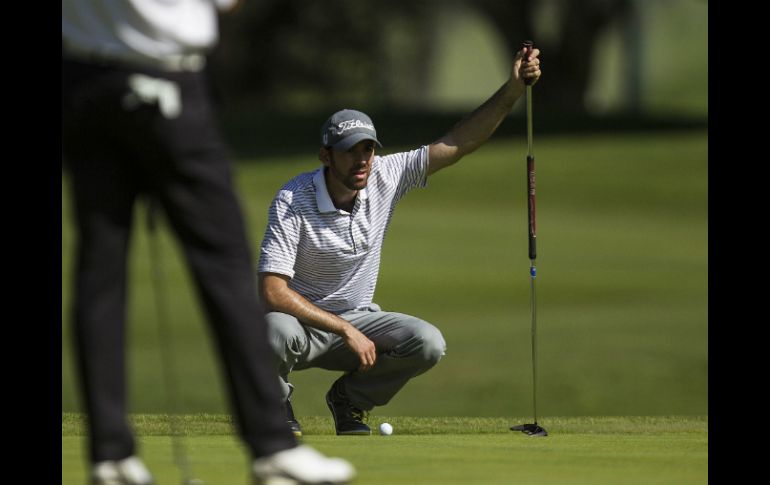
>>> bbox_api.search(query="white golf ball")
[379,422,393,435]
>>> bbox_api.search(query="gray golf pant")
[266,304,446,411]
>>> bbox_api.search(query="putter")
[147,197,206,485]
[510,41,547,438]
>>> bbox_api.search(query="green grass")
[61,131,707,419]
[62,413,707,484]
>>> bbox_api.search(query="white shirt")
[62,0,237,71]
[258,146,430,314]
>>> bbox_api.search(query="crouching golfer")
[258,47,541,436]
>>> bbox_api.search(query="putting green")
[62,414,707,484]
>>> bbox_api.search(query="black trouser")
[62,57,296,463]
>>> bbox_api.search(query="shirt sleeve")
[377,145,429,202]
[257,194,300,279]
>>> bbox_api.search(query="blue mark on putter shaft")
[530,267,537,277]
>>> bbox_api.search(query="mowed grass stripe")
[62,415,707,485]
[62,413,706,436]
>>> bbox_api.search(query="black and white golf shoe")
[325,378,371,436]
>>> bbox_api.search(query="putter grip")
[527,155,536,260]
[521,40,534,86]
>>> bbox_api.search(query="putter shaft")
[518,41,546,436]
[526,85,533,158]
[529,260,538,425]
[525,54,539,428]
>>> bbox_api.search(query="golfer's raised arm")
[427,47,541,175]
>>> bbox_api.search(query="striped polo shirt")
[258,145,429,314]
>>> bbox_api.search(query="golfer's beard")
[347,175,368,191]
[330,155,369,190]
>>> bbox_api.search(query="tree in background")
[475,0,634,114]
[209,0,635,116]
[210,0,434,111]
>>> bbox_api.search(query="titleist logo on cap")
[334,119,375,134]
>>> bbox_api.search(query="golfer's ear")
[319,147,331,166]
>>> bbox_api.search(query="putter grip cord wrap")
[527,155,536,261]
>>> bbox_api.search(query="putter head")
[510,423,548,437]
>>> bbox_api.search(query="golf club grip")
[527,155,536,260]
[521,40,534,86]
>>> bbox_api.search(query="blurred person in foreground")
[62,0,354,483]
[258,46,541,436]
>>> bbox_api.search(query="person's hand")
[513,47,542,88]
[341,326,377,372]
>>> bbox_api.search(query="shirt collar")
[313,167,368,213]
